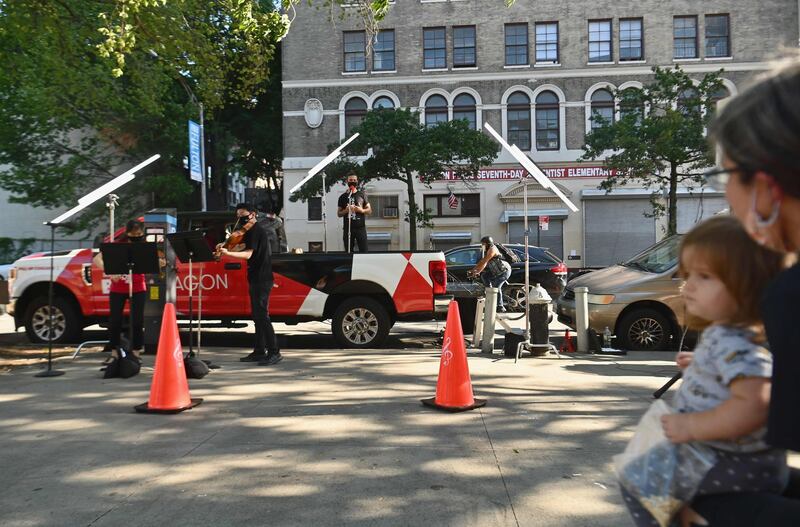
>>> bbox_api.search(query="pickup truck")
[7,212,449,349]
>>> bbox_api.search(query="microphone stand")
[347,188,354,253]
[36,222,66,377]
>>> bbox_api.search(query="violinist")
[217,203,282,366]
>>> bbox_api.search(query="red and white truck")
[7,212,449,349]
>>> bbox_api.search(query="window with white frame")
[535,22,558,64]
[308,197,322,221]
[505,23,528,66]
[424,94,448,127]
[705,14,730,58]
[343,31,366,72]
[507,91,531,151]
[423,27,446,69]
[590,89,615,129]
[452,93,477,130]
[588,20,612,62]
[372,96,395,110]
[673,16,698,59]
[424,194,480,217]
[535,91,559,150]
[619,18,643,61]
[371,195,400,218]
[453,26,476,67]
[373,29,396,71]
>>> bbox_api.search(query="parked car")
[445,243,567,312]
[555,235,687,351]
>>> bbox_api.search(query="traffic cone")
[422,301,486,412]
[135,303,202,414]
[559,329,576,353]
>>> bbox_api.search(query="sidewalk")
[1,332,678,527]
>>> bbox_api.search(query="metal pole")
[108,194,118,242]
[575,286,589,352]
[321,171,328,252]
[36,224,64,377]
[199,103,207,212]
[523,177,530,343]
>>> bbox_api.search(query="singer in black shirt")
[336,171,371,252]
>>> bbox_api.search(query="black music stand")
[166,231,216,358]
[100,242,160,356]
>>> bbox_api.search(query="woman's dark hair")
[710,53,800,198]
[125,219,144,233]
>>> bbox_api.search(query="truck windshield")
[622,235,681,274]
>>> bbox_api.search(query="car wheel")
[332,296,391,349]
[24,296,83,344]
[617,308,672,351]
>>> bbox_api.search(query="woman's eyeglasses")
[702,166,748,191]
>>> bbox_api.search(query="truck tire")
[617,308,671,351]
[24,296,83,344]
[332,296,391,349]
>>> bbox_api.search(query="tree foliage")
[581,66,725,235]
[291,109,499,249]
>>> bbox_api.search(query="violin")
[215,214,257,260]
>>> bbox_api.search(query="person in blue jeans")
[469,236,512,312]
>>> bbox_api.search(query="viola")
[215,214,257,260]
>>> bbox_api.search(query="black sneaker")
[258,352,283,366]
[240,351,266,362]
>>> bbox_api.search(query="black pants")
[343,226,368,252]
[109,291,146,350]
[249,282,278,354]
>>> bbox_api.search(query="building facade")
[281,0,800,266]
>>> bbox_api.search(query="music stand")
[166,231,216,358]
[100,242,160,356]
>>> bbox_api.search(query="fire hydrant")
[528,283,552,346]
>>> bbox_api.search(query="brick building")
[281,0,800,265]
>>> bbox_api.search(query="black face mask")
[128,235,145,243]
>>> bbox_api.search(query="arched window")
[535,91,559,150]
[344,97,368,134]
[507,91,531,150]
[590,89,615,130]
[372,96,395,110]
[619,88,644,124]
[677,87,700,116]
[452,93,477,130]
[424,94,448,127]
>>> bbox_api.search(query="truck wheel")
[617,308,671,351]
[332,297,390,349]
[24,296,83,344]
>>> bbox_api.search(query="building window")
[424,194,480,217]
[423,27,446,69]
[505,23,528,66]
[673,16,698,59]
[507,91,531,151]
[308,197,322,221]
[343,31,366,72]
[619,88,644,123]
[705,14,730,58]
[677,87,700,116]
[590,89,615,130]
[373,29,395,71]
[452,93,477,130]
[344,97,368,134]
[619,18,643,61]
[453,26,476,68]
[588,20,612,62]
[535,22,558,64]
[372,96,395,110]
[371,195,399,218]
[424,94,448,127]
[535,91,559,150]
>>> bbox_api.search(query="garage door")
[509,218,564,259]
[677,195,729,233]
[584,198,656,267]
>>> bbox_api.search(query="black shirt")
[338,190,369,229]
[762,262,800,451]
[242,219,274,286]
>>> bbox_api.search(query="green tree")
[581,66,726,235]
[291,109,499,249]
[0,1,288,230]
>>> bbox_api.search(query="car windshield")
[445,248,481,266]
[622,235,681,274]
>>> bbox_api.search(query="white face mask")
[744,188,784,251]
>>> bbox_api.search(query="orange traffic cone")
[422,301,486,412]
[559,329,576,353]
[135,303,202,414]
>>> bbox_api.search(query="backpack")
[495,243,522,264]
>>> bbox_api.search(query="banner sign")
[442,166,620,181]
[188,120,202,183]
